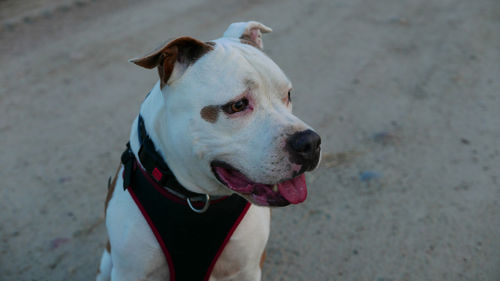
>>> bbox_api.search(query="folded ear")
[223,21,272,50]
[129,37,214,87]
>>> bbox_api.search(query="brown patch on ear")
[240,36,260,49]
[223,21,271,50]
[105,164,121,214]
[259,250,267,269]
[130,37,214,88]
[200,105,219,123]
[105,240,111,253]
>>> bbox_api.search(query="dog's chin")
[210,160,308,207]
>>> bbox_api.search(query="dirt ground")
[1,0,499,280]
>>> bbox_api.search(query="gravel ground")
[1,0,499,280]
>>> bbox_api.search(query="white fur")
[150,38,313,198]
[96,250,112,281]
[98,21,317,281]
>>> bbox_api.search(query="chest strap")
[126,164,250,281]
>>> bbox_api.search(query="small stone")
[359,171,382,182]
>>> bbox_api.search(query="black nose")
[286,129,321,172]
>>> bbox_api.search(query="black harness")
[120,115,250,281]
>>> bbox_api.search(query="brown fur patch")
[260,250,267,269]
[131,37,214,88]
[200,105,219,123]
[240,37,260,49]
[105,164,121,213]
[105,240,111,253]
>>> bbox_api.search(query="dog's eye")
[231,99,248,112]
[223,98,249,114]
[283,90,292,105]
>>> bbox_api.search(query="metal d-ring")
[186,194,210,214]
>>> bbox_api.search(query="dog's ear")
[223,21,272,50]
[130,37,214,87]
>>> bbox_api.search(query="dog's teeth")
[272,185,278,192]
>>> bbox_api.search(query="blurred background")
[1,0,499,280]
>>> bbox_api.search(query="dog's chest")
[106,173,271,280]
[126,163,251,280]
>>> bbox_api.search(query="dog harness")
[120,116,250,281]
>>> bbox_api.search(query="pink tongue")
[278,174,307,204]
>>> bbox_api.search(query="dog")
[97,21,321,281]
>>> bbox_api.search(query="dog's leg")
[96,247,112,281]
[97,165,121,281]
[104,168,170,281]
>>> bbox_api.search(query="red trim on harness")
[152,167,163,182]
[138,165,185,204]
[203,202,251,281]
[128,187,177,281]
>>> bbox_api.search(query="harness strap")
[122,115,219,207]
[121,143,135,190]
[127,166,250,281]
[136,116,204,199]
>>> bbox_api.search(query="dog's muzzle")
[286,129,321,173]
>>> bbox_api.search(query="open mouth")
[211,161,307,207]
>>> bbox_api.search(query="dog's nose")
[286,129,321,171]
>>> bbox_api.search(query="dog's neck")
[128,81,214,195]
[129,81,165,158]
[129,82,168,177]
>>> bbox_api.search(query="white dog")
[97,21,321,281]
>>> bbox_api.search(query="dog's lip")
[210,160,307,206]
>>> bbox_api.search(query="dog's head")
[131,21,321,207]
